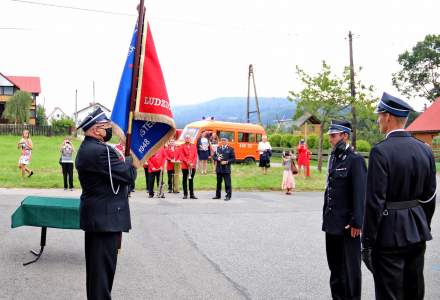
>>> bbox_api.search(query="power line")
[9,0,135,17]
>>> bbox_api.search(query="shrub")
[306,135,318,149]
[356,139,371,153]
[323,135,330,150]
[269,134,281,147]
[280,134,292,148]
[51,117,75,135]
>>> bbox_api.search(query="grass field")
[0,136,327,191]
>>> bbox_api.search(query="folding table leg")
[23,227,47,266]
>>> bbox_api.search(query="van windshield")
[178,127,199,143]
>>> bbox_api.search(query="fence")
[271,147,370,161]
[0,124,72,136]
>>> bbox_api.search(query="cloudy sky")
[1,0,439,116]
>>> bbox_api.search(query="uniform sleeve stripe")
[419,193,436,203]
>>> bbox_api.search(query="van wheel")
[243,157,255,165]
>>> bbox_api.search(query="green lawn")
[0,136,327,191]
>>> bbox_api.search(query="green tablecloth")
[11,196,80,230]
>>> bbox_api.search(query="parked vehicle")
[177,120,266,163]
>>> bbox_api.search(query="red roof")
[406,97,440,133]
[6,75,41,94]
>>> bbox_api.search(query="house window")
[0,86,14,95]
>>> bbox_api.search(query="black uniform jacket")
[362,131,436,249]
[323,145,367,235]
[75,136,135,232]
[213,145,235,174]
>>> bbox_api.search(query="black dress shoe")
[183,195,188,199]
[190,195,198,199]
[212,196,221,199]
[148,194,154,198]
[224,197,231,201]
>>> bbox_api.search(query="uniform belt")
[385,200,419,210]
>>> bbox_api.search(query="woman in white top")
[258,135,272,175]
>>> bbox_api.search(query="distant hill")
[171,97,296,128]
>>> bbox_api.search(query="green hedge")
[268,133,331,150]
[356,139,371,152]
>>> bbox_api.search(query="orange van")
[177,120,266,163]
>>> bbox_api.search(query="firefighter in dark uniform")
[323,120,367,300]
[362,93,436,300]
[212,136,235,201]
[75,108,136,300]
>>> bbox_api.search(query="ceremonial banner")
[111,17,176,165]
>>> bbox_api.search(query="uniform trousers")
[215,172,231,198]
[325,232,361,300]
[144,168,150,192]
[61,162,74,189]
[148,171,161,196]
[84,231,119,300]
[167,170,174,191]
[181,168,196,196]
[372,241,426,300]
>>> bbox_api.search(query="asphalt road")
[1,187,439,300]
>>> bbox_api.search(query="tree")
[289,61,346,172]
[36,104,47,125]
[392,34,440,102]
[2,91,33,124]
[342,66,377,148]
[289,61,377,172]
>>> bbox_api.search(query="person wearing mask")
[323,120,367,300]
[212,136,235,201]
[75,107,136,300]
[179,135,198,199]
[17,129,34,178]
[362,93,436,300]
[258,135,272,175]
[60,137,75,190]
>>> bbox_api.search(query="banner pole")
[125,0,145,156]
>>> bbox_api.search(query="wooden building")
[406,97,440,145]
[0,73,41,125]
[292,112,321,139]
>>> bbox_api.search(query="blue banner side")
[111,25,137,135]
[130,120,172,161]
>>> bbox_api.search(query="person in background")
[297,139,309,177]
[212,136,235,201]
[258,135,272,175]
[147,148,165,198]
[60,137,75,190]
[165,139,178,193]
[17,129,34,178]
[179,134,198,199]
[281,150,295,195]
[197,131,210,175]
[210,132,219,173]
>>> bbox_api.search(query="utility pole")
[74,89,78,137]
[246,64,261,124]
[92,81,96,104]
[348,31,357,149]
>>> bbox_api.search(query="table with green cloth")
[11,196,80,266]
